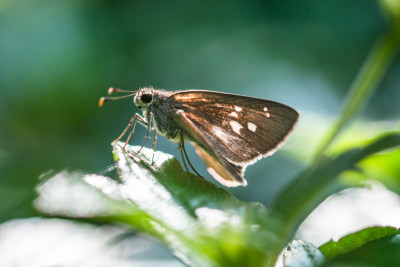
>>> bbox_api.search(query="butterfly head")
[134,87,154,110]
[99,87,153,109]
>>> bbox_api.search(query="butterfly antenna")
[107,87,136,94]
[99,87,137,107]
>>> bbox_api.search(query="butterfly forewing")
[169,91,299,165]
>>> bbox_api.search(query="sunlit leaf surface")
[36,142,285,267]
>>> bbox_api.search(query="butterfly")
[99,87,299,187]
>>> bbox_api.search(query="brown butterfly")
[100,87,299,187]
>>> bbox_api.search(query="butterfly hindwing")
[192,142,247,187]
[171,109,247,186]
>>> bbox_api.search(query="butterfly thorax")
[134,88,182,142]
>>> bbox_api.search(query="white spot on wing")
[229,112,238,118]
[230,121,243,134]
[234,106,243,112]
[266,112,271,118]
[263,107,268,112]
[212,126,229,142]
[247,122,257,132]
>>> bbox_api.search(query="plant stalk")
[313,24,400,162]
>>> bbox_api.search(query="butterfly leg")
[179,132,203,178]
[123,124,138,150]
[179,145,190,173]
[124,115,151,151]
[151,130,157,165]
[113,113,149,151]
[114,113,146,142]
[177,133,190,172]
[134,112,153,155]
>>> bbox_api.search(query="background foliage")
[0,0,399,266]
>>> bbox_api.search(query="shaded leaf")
[323,232,400,267]
[274,132,400,238]
[319,226,398,259]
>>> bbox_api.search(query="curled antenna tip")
[108,87,115,95]
[99,97,106,107]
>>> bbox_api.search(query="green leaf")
[319,226,399,259]
[274,132,400,239]
[344,148,400,194]
[35,142,285,267]
[283,240,325,267]
[321,230,400,267]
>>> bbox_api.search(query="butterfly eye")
[141,93,153,103]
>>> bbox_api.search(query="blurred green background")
[0,0,399,224]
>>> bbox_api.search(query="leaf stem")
[313,24,400,162]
